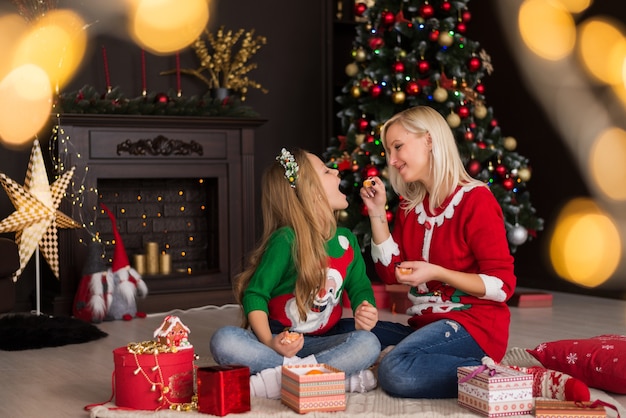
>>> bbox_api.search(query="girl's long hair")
[380,106,484,213]
[234,148,337,327]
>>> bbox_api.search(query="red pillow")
[527,334,626,394]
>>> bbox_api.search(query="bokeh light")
[0,14,28,80]
[577,17,626,85]
[518,0,576,61]
[0,64,52,148]
[549,198,621,287]
[11,9,87,92]
[557,0,592,14]
[589,127,626,201]
[128,0,209,55]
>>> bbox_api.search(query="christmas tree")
[324,0,543,253]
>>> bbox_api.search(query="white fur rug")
[89,348,625,418]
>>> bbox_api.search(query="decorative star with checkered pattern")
[0,139,81,281]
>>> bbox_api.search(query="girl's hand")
[395,261,439,287]
[270,330,303,358]
[354,300,378,331]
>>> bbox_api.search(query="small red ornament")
[154,93,169,104]
[364,165,380,179]
[360,203,369,217]
[386,211,394,223]
[354,2,367,17]
[456,22,467,33]
[475,83,485,94]
[405,81,420,96]
[462,10,472,22]
[370,85,382,98]
[366,134,375,143]
[441,1,451,12]
[368,36,384,50]
[490,118,498,128]
[357,118,369,132]
[381,10,396,26]
[467,159,482,177]
[419,4,435,18]
[477,141,487,149]
[360,78,373,91]
[495,164,507,177]
[458,105,470,118]
[464,130,474,141]
[417,60,430,73]
[502,178,515,190]
[468,57,481,72]
[393,61,405,73]
[428,30,440,42]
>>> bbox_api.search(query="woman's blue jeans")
[376,319,485,398]
[209,321,381,377]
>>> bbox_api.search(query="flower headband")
[276,147,299,188]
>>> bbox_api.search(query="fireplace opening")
[96,177,219,276]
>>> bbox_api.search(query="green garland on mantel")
[54,85,261,118]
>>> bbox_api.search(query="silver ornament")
[507,224,528,245]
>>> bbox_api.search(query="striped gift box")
[281,364,346,413]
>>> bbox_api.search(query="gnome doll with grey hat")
[100,203,148,321]
[73,240,114,323]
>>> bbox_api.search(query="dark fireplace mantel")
[52,114,265,315]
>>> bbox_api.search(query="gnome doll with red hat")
[100,203,148,321]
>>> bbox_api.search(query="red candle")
[176,52,181,97]
[102,46,111,93]
[141,50,147,96]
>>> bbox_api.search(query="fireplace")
[51,114,265,315]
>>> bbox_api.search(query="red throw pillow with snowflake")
[527,334,626,394]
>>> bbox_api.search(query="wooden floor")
[1,288,624,417]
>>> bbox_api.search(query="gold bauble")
[433,87,448,103]
[474,104,487,119]
[518,167,532,182]
[438,32,454,47]
[355,134,365,146]
[392,90,406,104]
[354,48,367,62]
[345,62,359,77]
[446,112,461,128]
[338,210,350,223]
[350,85,361,98]
[503,136,517,151]
[381,167,389,179]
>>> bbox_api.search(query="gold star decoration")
[0,139,81,281]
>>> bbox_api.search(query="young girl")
[360,106,516,398]
[210,148,381,398]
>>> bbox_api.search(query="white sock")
[249,365,282,399]
[283,354,318,366]
[345,369,377,393]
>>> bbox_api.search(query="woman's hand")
[359,176,387,217]
[269,330,304,358]
[354,300,378,331]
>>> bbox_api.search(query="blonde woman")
[210,148,380,398]
[360,106,516,398]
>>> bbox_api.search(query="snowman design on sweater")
[272,235,354,335]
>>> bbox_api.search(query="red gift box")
[113,346,194,410]
[197,365,250,416]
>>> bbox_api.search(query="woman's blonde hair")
[234,148,337,327]
[380,106,484,213]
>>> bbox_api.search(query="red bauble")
[366,134,375,143]
[154,93,169,104]
[381,10,396,26]
[428,30,440,42]
[360,78,373,91]
[467,159,482,177]
[354,2,367,17]
[360,203,369,217]
[393,61,405,73]
[370,85,382,98]
[477,141,487,149]
[495,164,507,177]
[357,118,369,132]
[368,36,384,50]
[365,165,380,178]
[417,60,430,73]
[456,22,467,33]
[490,118,498,128]
[475,83,485,94]
[464,130,475,141]
[468,57,481,72]
[462,10,472,22]
[441,1,452,12]
[419,4,435,18]
[502,178,515,190]
[386,211,394,223]
[458,106,470,118]
[405,81,420,96]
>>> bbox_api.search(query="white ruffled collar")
[415,184,479,227]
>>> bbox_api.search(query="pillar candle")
[159,253,172,275]
[145,241,159,275]
[133,254,146,275]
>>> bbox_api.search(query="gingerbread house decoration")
[153,315,192,349]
